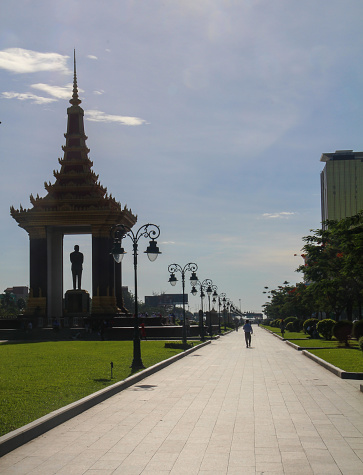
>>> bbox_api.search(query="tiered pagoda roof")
[11,52,136,233]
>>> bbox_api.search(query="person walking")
[140,322,147,340]
[242,319,253,348]
[280,319,285,338]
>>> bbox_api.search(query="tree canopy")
[263,211,363,321]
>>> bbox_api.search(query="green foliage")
[262,282,314,321]
[284,317,300,332]
[263,212,363,323]
[353,320,363,340]
[316,319,336,340]
[303,318,319,334]
[164,341,194,349]
[333,320,353,346]
[284,317,298,325]
[359,336,363,352]
[286,321,299,332]
[0,291,20,318]
[297,211,363,321]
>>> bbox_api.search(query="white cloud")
[31,83,73,99]
[93,90,104,95]
[1,91,57,104]
[0,48,69,74]
[87,55,98,60]
[86,109,147,126]
[262,212,296,219]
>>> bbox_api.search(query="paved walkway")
[1,327,363,475]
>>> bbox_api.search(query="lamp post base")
[131,360,145,370]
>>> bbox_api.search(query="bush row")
[264,318,363,345]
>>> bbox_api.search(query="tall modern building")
[320,150,363,224]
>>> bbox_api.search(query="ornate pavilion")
[11,53,136,326]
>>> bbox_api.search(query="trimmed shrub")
[270,319,281,328]
[303,318,319,335]
[316,319,336,340]
[333,320,353,347]
[284,317,297,325]
[358,336,363,352]
[284,317,300,332]
[164,342,193,349]
[352,320,363,340]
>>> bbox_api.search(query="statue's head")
[74,245,79,251]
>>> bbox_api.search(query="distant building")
[320,150,363,224]
[242,312,263,320]
[145,294,188,306]
[4,286,29,300]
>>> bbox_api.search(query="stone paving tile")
[1,328,363,475]
[143,452,179,471]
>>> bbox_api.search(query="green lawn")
[261,325,363,373]
[309,348,363,373]
[288,338,359,349]
[0,340,197,437]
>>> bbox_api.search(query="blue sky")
[1,0,362,314]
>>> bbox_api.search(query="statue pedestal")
[64,290,90,315]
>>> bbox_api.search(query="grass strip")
[288,339,359,349]
[261,324,362,373]
[0,340,199,437]
[308,348,363,373]
[261,325,306,340]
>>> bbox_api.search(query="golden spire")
[69,49,81,106]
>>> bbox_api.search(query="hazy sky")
[1,0,362,314]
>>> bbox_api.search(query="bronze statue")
[70,245,84,290]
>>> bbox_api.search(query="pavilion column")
[115,261,126,312]
[46,227,63,322]
[25,227,47,320]
[91,229,117,317]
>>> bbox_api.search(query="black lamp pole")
[168,263,198,346]
[208,284,218,337]
[190,280,207,342]
[111,223,161,370]
[226,299,231,329]
[217,295,221,334]
[220,293,226,332]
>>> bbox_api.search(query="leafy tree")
[0,291,18,318]
[262,282,313,321]
[297,211,363,321]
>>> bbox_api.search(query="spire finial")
[70,49,81,106]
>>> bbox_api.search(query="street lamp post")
[211,287,219,333]
[216,294,222,334]
[110,223,161,370]
[190,280,205,341]
[210,286,218,335]
[168,263,198,346]
[226,299,232,329]
[204,280,217,338]
[191,279,218,339]
[190,279,208,341]
[219,293,226,332]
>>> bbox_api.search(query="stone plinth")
[64,290,90,316]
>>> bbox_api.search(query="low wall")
[0,325,221,341]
